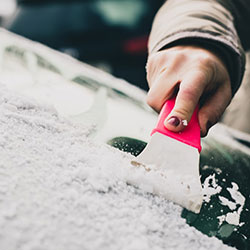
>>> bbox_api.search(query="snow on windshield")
[0,83,233,249]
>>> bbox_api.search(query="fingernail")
[166,116,181,127]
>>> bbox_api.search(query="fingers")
[164,71,207,132]
[198,80,232,137]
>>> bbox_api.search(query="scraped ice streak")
[0,84,233,250]
[218,183,246,226]
[202,173,222,202]
[202,172,245,227]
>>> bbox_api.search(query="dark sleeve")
[218,0,250,50]
[148,0,250,96]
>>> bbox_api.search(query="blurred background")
[0,0,16,24]
[1,0,164,90]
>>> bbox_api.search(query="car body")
[0,29,249,249]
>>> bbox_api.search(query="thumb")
[164,74,205,132]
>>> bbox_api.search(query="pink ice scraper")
[132,97,203,213]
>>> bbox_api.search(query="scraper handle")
[151,98,201,152]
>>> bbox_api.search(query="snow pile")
[0,84,234,250]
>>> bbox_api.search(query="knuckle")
[168,52,187,71]
[174,51,187,62]
[195,54,218,82]
[196,53,212,65]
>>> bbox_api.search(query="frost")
[0,84,233,250]
[219,196,237,210]
[202,173,245,228]
[202,173,222,202]
[217,183,245,226]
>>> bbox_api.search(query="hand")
[146,45,232,136]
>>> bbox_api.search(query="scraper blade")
[132,97,203,213]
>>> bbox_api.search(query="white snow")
[202,173,222,202]
[219,196,237,210]
[202,174,245,228]
[218,183,245,226]
[0,83,234,250]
